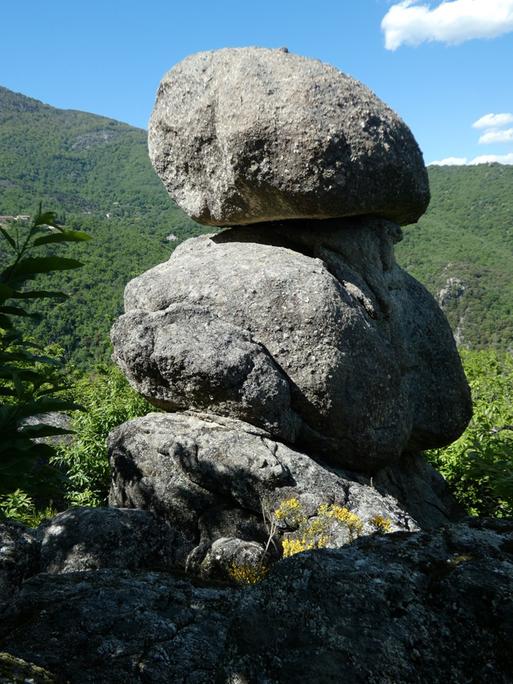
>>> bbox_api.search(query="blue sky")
[2,0,513,165]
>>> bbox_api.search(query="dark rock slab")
[0,569,235,684]
[1,521,513,683]
[37,507,180,574]
[222,519,513,683]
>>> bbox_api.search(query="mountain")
[396,164,513,352]
[0,86,208,367]
[0,85,181,218]
[1,85,512,365]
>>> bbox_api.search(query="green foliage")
[0,207,88,500]
[427,349,513,517]
[0,364,151,524]
[0,489,57,528]
[51,365,152,507]
[398,164,513,352]
[0,86,210,368]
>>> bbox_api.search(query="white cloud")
[472,112,513,129]
[431,111,513,164]
[478,128,513,144]
[469,152,513,163]
[382,0,513,50]
[430,153,513,165]
[429,156,469,165]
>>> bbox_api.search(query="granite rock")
[115,220,471,470]
[2,520,513,683]
[108,412,463,576]
[149,47,429,226]
[112,304,299,442]
[37,507,180,574]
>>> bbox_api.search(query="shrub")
[369,514,392,534]
[229,498,378,584]
[427,349,513,517]
[228,562,269,586]
[273,498,367,558]
[0,208,151,521]
[0,489,57,528]
[51,365,152,508]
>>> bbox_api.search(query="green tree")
[0,207,90,504]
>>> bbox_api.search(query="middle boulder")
[112,217,471,471]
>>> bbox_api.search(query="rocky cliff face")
[1,48,506,684]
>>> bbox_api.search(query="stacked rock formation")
[5,49,513,684]
[108,47,472,580]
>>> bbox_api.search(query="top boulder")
[149,48,430,227]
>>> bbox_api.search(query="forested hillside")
[0,86,207,366]
[1,85,512,365]
[397,164,513,352]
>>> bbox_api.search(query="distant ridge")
[0,85,512,363]
[0,85,207,367]
[0,85,52,113]
[397,163,513,352]
[0,85,148,215]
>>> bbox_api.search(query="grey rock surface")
[108,412,462,575]
[1,520,513,683]
[149,47,429,226]
[0,569,235,684]
[37,507,180,574]
[437,275,466,308]
[0,521,39,605]
[222,518,513,683]
[20,411,72,445]
[112,304,299,442]
[115,220,471,470]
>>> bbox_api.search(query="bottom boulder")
[0,520,512,683]
[108,412,463,579]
